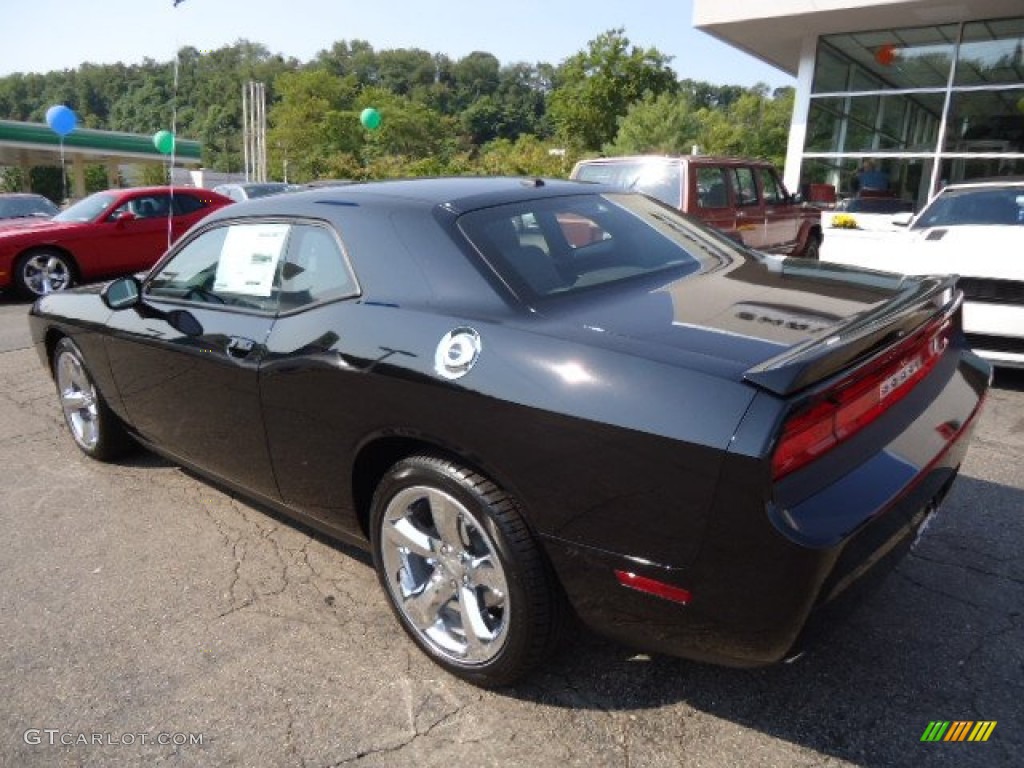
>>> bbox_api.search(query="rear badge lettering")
[435,328,482,380]
[880,356,922,400]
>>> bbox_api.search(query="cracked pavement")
[0,297,1021,767]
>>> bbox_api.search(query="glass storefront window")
[877,96,908,149]
[804,17,1023,207]
[806,93,943,153]
[939,156,1024,185]
[945,88,1024,153]
[813,46,851,93]
[801,157,928,208]
[846,97,880,151]
[956,18,1024,86]
[815,25,958,93]
[806,99,844,152]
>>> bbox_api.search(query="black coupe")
[30,178,990,686]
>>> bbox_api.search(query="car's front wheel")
[53,337,133,461]
[16,249,75,299]
[370,455,565,687]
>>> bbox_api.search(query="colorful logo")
[921,721,997,742]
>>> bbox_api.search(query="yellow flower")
[831,213,859,229]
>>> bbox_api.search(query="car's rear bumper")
[541,348,991,666]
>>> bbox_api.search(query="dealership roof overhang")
[0,119,201,168]
[693,0,1024,75]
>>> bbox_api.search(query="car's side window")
[730,168,760,207]
[696,167,729,208]
[173,194,207,215]
[760,170,788,205]
[109,194,170,220]
[277,224,357,311]
[146,222,288,312]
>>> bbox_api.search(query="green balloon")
[360,107,382,130]
[153,130,175,155]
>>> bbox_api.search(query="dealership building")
[694,0,1024,207]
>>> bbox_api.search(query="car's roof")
[942,177,1024,190]
[210,176,606,219]
[217,181,291,189]
[574,155,776,167]
[0,192,52,199]
[92,185,219,196]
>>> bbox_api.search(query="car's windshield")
[53,191,120,223]
[574,161,682,208]
[912,186,1024,229]
[0,196,58,219]
[244,183,293,199]
[459,193,729,300]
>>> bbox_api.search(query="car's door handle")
[226,336,256,358]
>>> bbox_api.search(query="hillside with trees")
[0,29,793,194]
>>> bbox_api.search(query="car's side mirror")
[114,211,136,227]
[790,192,804,205]
[101,276,142,310]
[891,212,913,227]
[102,276,204,336]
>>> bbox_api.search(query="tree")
[0,34,788,185]
[376,48,437,96]
[268,69,359,181]
[451,52,501,112]
[679,78,745,110]
[604,92,701,156]
[313,39,379,83]
[477,136,573,177]
[694,85,794,167]
[547,29,678,151]
[357,87,458,168]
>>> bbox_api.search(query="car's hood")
[0,218,82,239]
[900,225,1024,281]
[822,224,1024,280]
[0,216,55,229]
[533,254,914,376]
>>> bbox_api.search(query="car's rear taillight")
[772,317,953,481]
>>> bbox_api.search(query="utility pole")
[242,81,267,182]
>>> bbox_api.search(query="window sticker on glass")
[214,224,289,297]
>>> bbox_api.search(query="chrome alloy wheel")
[23,252,72,295]
[380,485,510,665]
[56,349,100,451]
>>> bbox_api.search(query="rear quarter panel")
[259,300,759,568]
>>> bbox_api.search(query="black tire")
[799,235,821,260]
[370,455,565,687]
[52,337,133,461]
[15,248,76,299]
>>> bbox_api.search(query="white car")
[825,179,1024,369]
[211,182,298,203]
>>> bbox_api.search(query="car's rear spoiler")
[743,273,960,397]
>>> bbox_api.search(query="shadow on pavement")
[992,367,1024,392]
[504,473,1022,768]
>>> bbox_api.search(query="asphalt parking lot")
[0,293,1021,767]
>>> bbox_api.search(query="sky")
[0,0,794,89]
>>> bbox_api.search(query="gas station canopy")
[0,119,202,198]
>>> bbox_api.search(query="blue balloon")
[46,105,77,137]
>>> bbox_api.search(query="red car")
[0,186,232,299]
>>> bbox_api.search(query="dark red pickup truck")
[571,155,823,259]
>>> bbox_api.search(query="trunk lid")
[533,253,956,395]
